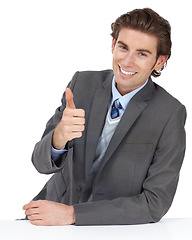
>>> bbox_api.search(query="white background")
[0,0,191,220]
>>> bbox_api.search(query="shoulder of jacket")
[76,69,113,78]
[152,81,184,108]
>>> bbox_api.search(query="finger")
[23,200,40,210]
[63,131,83,142]
[28,214,43,225]
[25,207,39,216]
[22,204,27,210]
[71,124,85,132]
[30,219,43,226]
[30,219,51,226]
[71,132,83,139]
[23,201,32,210]
[64,108,85,118]
[72,116,85,125]
[65,88,76,109]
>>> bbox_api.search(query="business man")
[23,8,186,226]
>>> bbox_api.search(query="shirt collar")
[111,77,148,110]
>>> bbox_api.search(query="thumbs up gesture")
[65,88,76,109]
[52,88,85,150]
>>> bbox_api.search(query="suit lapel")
[99,78,154,171]
[85,72,113,178]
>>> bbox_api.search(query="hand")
[23,200,75,226]
[53,88,85,149]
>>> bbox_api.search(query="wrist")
[70,206,76,225]
[52,124,68,150]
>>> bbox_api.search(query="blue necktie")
[111,99,122,119]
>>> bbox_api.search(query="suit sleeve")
[31,72,79,174]
[73,104,187,225]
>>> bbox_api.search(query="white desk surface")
[0,218,191,240]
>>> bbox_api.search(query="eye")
[119,45,127,51]
[139,52,147,57]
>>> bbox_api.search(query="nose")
[122,52,135,67]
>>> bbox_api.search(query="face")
[112,28,168,95]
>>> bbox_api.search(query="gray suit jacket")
[32,70,186,225]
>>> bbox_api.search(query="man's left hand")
[23,200,75,226]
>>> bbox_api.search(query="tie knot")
[113,99,122,109]
[111,99,122,119]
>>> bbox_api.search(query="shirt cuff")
[51,146,68,161]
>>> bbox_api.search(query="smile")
[119,66,136,76]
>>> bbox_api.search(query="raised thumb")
[65,88,76,109]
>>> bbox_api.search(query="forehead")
[117,28,158,52]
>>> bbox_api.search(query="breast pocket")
[123,143,153,152]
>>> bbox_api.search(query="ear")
[112,38,116,54]
[154,55,169,71]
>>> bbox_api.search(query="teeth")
[120,67,136,76]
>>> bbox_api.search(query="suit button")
[76,186,81,192]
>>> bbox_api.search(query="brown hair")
[111,8,171,77]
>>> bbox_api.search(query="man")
[23,8,186,226]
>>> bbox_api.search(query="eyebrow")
[117,41,152,55]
